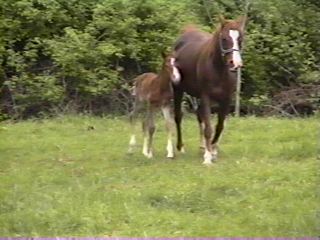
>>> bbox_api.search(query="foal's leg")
[162,105,175,158]
[142,105,155,158]
[201,96,214,165]
[211,101,230,158]
[128,99,140,153]
[173,90,185,152]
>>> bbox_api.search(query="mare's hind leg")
[173,89,185,152]
[142,106,155,158]
[162,105,175,158]
[211,101,230,158]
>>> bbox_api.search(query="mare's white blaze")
[162,106,175,158]
[170,58,181,84]
[229,30,242,68]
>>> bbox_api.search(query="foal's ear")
[161,51,167,59]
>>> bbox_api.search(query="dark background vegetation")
[0,0,319,119]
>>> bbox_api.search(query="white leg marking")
[180,147,186,153]
[162,106,171,120]
[142,137,149,157]
[229,30,242,68]
[129,135,136,146]
[128,135,136,153]
[162,106,175,158]
[212,147,218,159]
[170,58,181,84]
[203,149,213,165]
[166,138,174,158]
[147,151,153,159]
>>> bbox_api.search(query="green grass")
[0,115,318,236]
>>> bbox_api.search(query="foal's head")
[217,16,247,71]
[160,52,181,85]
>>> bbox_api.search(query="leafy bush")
[0,0,319,118]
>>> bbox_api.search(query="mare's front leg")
[211,101,230,159]
[162,105,175,158]
[173,89,185,153]
[196,103,206,149]
[201,96,214,165]
[142,105,155,158]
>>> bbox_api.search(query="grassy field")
[0,115,318,237]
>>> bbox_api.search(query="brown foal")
[128,53,180,158]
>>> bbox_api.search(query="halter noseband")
[219,33,240,56]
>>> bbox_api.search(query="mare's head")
[160,52,181,85]
[217,15,247,72]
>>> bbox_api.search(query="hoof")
[179,147,186,153]
[143,150,153,159]
[177,144,185,153]
[166,153,175,159]
[202,160,213,166]
[203,150,215,165]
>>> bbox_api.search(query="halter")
[219,33,240,56]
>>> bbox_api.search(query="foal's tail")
[130,73,146,97]
[131,85,136,96]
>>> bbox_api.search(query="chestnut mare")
[128,53,181,158]
[172,16,246,165]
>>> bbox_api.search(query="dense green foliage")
[0,116,318,236]
[1,0,319,118]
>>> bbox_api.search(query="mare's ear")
[218,14,227,26]
[237,15,247,32]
